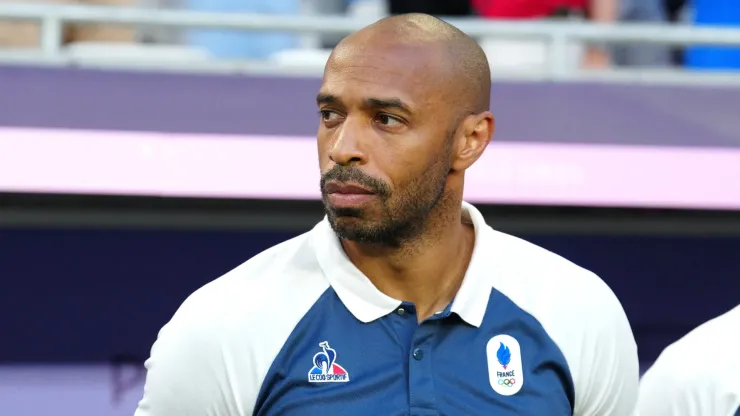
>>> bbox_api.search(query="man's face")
[317,40,457,246]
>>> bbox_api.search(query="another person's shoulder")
[486,229,639,415]
[650,305,739,366]
[638,305,740,416]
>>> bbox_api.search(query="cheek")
[385,138,438,171]
[316,134,332,169]
[381,153,428,195]
[394,149,451,197]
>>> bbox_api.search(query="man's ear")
[451,111,494,172]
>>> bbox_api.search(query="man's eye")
[376,114,402,127]
[320,110,341,121]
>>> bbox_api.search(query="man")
[637,305,740,416]
[135,13,639,416]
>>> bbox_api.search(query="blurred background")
[0,0,739,415]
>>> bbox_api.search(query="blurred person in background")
[637,304,740,416]
[135,13,639,416]
[612,0,673,67]
[471,0,617,68]
[0,0,137,48]
[471,0,672,68]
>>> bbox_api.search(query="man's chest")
[252,303,574,416]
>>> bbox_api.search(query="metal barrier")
[2,3,740,83]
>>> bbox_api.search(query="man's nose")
[328,118,368,166]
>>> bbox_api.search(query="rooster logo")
[308,341,349,382]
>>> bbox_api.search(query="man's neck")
[341,205,475,322]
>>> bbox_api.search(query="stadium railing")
[2,3,740,85]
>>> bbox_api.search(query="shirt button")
[397,307,406,316]
[412,348,424,361]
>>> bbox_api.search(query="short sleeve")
[134,292,253,416]
[133,231,332,416]
[571,277,640,416]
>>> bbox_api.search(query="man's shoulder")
[489,229,620,312]
[486,229,635,357]
[137,231,332,415]
[486,230,639,414]
[200,231,322,294]
[171,230,330,335]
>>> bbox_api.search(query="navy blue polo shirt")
[135,203,639,416]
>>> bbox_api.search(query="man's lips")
[324,181,378,209]
[324,181,375,195]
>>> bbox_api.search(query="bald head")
[333,13,491,114]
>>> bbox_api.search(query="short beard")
[325,172,447,247]
[320,134,454,247]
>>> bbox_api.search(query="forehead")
[321,41,451,111]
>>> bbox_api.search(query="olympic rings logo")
[498,378,516,386]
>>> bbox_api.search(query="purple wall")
[2,65,740,147]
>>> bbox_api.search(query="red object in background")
[472,0,588,19]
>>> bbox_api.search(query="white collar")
[312,201,493,327]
